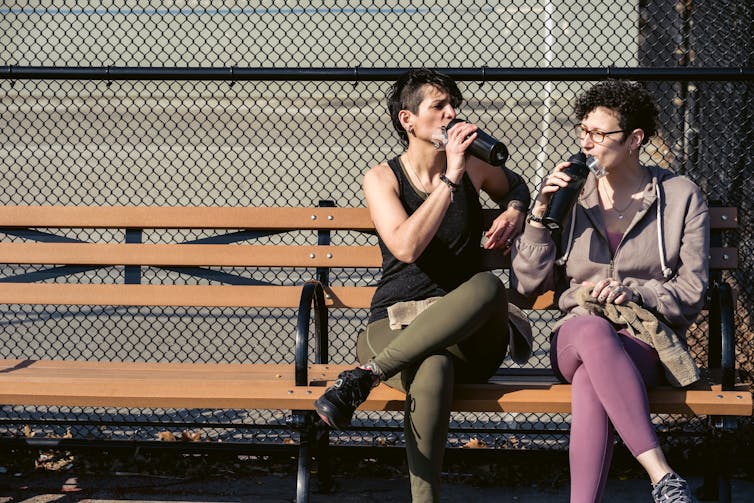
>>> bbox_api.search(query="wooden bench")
[287,203,751,502]
[0,204,749,503]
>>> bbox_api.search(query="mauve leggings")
[551,315,663,503]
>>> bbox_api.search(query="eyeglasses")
[574,124,627,144]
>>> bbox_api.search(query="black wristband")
[439,174,460,192]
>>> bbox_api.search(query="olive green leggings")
[356,272,510,502]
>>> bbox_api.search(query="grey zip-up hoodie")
[512,164,709,340]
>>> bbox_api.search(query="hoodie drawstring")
[655,182,673,279]
[554,209,576,266]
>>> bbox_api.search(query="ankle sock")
[359,361,384,386]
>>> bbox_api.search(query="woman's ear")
[630,128,645,149]
[398,109,413,134]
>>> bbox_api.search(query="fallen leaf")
[157,431,176,442]
[374,436,398,446]
[462,438,487,449]
[181,431,201,442]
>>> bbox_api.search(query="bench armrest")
[295,280,327,386]
[718,281,736,391]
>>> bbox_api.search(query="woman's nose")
[581,134,595,148]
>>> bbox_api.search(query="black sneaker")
[314,367,376,429]
[651,472,694,502]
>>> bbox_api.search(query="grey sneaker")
[651,472,694,502]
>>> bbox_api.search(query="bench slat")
[309,365,752,416]
[0,283,307,308]
[0,242,382,268]
[0,206,736,231]
[0,242,509,271]
[709,247,738,269]
[0,242,736,271]
[325,286,377,309]
[0,283,556,312]
[0,206,375,231]
[709,206,738,229]
[0,360,748,416]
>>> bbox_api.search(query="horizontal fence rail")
[3,66,753,82]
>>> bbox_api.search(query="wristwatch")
[526,213,545,224]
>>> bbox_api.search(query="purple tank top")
[607,231,623,255]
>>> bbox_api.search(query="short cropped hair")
[573,80,659,145]
[387,68,463,147]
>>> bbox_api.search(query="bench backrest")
[0,206,515,307]
[0,206,377,308]
[0,205,738,311]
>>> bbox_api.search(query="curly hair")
[387,68,463,148]
[573,80,659,145]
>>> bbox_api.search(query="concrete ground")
[2,469,754,502]
[2,448,753,502]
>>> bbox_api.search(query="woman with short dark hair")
[314,68,533,502]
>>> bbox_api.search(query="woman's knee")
[553,316,620,382]
[404,353,454,397]
[558,315,618,347]
[464,271,507,309]
[563,314,613,332]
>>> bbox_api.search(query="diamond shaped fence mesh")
[0,0,752,450]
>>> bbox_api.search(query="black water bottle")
[541,152,590,231]
[446,118,509,166]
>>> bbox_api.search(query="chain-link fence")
[1,1,752,449]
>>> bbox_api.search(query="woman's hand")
[443,121,477,183]
[529,161,574,217]
[585,279,640,305]
[484,207,525,251]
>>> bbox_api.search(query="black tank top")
[368,156,483,323]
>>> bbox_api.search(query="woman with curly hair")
[513,80,708,502]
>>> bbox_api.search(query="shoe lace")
[653,475,691,502]
[334,369,374,408]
